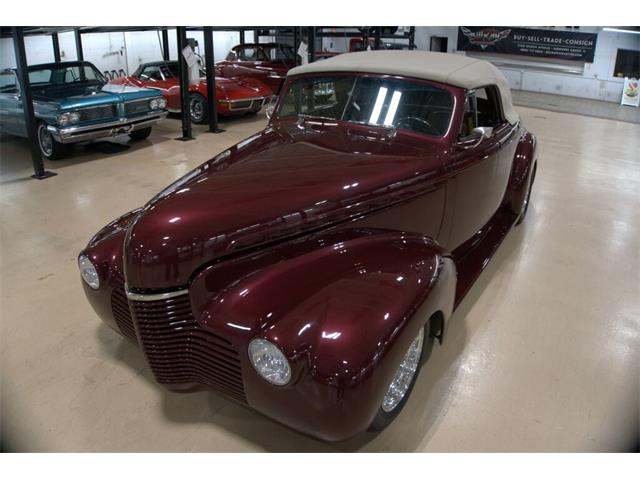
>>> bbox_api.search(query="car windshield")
[161,63,181,78]
[28,64,106,87]
[268,46,295,61]
[0,71,18,93]
[277,75,454,137]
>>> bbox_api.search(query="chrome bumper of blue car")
[48,111,168,144]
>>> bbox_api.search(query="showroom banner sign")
[457,27,598,62]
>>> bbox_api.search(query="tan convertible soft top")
[288,50,519,125]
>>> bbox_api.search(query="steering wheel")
[396,116,438,135]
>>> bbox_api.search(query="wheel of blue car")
[369,324,430,432]
[189,93,208,124]
[37,122,66,160]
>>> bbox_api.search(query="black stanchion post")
[52,32,61,62]
[12,27,56,180]
[175,26,193,141]
[74,28,84,61]
[308,27,316,63]
[203,27,224,134]
[293,27,299,66]
[161,28,170,61]
[374,28,381,50]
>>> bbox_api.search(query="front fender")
[33,100,60,126]
[190,229,456,440]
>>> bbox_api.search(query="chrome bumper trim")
[48,111,168,144]
[125,285,189,302]
[220,96,266,111]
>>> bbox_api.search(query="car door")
[0,70,24,136]
[444,87,506,251]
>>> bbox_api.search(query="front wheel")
[189,93,208,124]
[129,126,152,141]
[37,122,67,160]
[369,325,429,431]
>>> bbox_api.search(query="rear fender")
[506,131,537,215]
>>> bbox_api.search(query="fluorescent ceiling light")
[602,27,640,35]
[384,90,402,126]
[369,86,388,124]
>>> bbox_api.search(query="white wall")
[0,29,248,75]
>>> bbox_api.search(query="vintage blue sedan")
[0,61,168,160]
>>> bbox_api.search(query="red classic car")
[79,51,537,441]
[110,61,272,123]
[216,43,296,94]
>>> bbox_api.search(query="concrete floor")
[1,108,638,452]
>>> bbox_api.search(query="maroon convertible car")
[79,51,537,441]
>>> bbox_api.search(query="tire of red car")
[189,93,208,124]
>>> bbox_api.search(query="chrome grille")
[129,292,246,402]
[230,100,253,110]
[78,105,117,122]
[124,99,150,115]
[110,287,138,343]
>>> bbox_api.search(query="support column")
[12,28,56,180]
[161,28,170,61]
[239,30,245,44]
[74,28,84,61]
[203,27,223,134]
[293,27,299,66]
[52,33,61,62]
[374,28,381,50]
[307,27,316,63]
[175,26,193,141]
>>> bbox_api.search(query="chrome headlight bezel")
[150,98,166,110]
[248,338,291,386]
[57,111,80,126]
[78,254,100,290]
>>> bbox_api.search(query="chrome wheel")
[38,123,53,157]
[381,327,424,413]
[189,95,205,123]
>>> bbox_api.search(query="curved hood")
[32,82,162,110]
[214,76,271,100]
[124,122,447,290]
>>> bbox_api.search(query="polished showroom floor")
[1,107,638,452]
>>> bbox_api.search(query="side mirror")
[456,126,493,150]
[265,96,278,120]
[472,126,493,139]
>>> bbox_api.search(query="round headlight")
[248,338,291,386]
[149,98,159,109]
[78,254,99,290]
[157,98,167,109]
[57,112,70,126]
[69,111,80,124]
